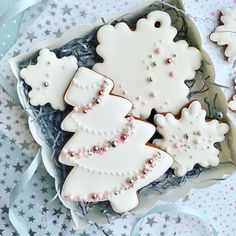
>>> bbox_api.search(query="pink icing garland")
[73,79,109,113]
[62,115,135,158]
[65,151,162,202]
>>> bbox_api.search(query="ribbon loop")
[131,203,217,236]
[0,0,44,28]
[9,149,42,236]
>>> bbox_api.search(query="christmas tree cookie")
[93,10,201,118]
[20,48,78,110]
[153,101,229,177]
[59,67,173,213]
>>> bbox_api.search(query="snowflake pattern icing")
[20,48,78,110]
[153,101,229,176]
[93,11,201,118]
[210,8,236,62]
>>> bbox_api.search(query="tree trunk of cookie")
[110,189,139,213]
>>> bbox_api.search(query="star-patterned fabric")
[0,0,236,235]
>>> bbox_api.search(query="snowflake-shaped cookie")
[228,78,236,111]
[153,101,229,176]
[210,8,236,62]
[93,11,201,118]
[20,48,78,110]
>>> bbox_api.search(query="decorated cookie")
[228,78,236,111]
[153,101,229,177]
[20,48,78,110]
[59,67,173,213]
[210,8,236,62]
[93,10,201,118]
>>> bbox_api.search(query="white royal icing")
[210,8,236,62]
[93,10,201,118]
[59,67,173,213]
[153,101,229,177]
[20,48,78,110]
[228,78,236,111]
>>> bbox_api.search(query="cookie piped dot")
[150,92,156,97]
[169,71,175,77]
[43,82,49,87]
[153,62,158,67]
[147,76,154,82]
[184,133,189,139]
[166,58,172,64]
[154,48,161,54]
[193,138,200,144]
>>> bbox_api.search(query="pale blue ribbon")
[0,1,52,234]
[0,0,44,28]
[0,0,45,101]
[9,149,42,236]
[131,203,217,236]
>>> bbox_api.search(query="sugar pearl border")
[63,116,135,160]
[64,151,163,202]
[73,79,109,114]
